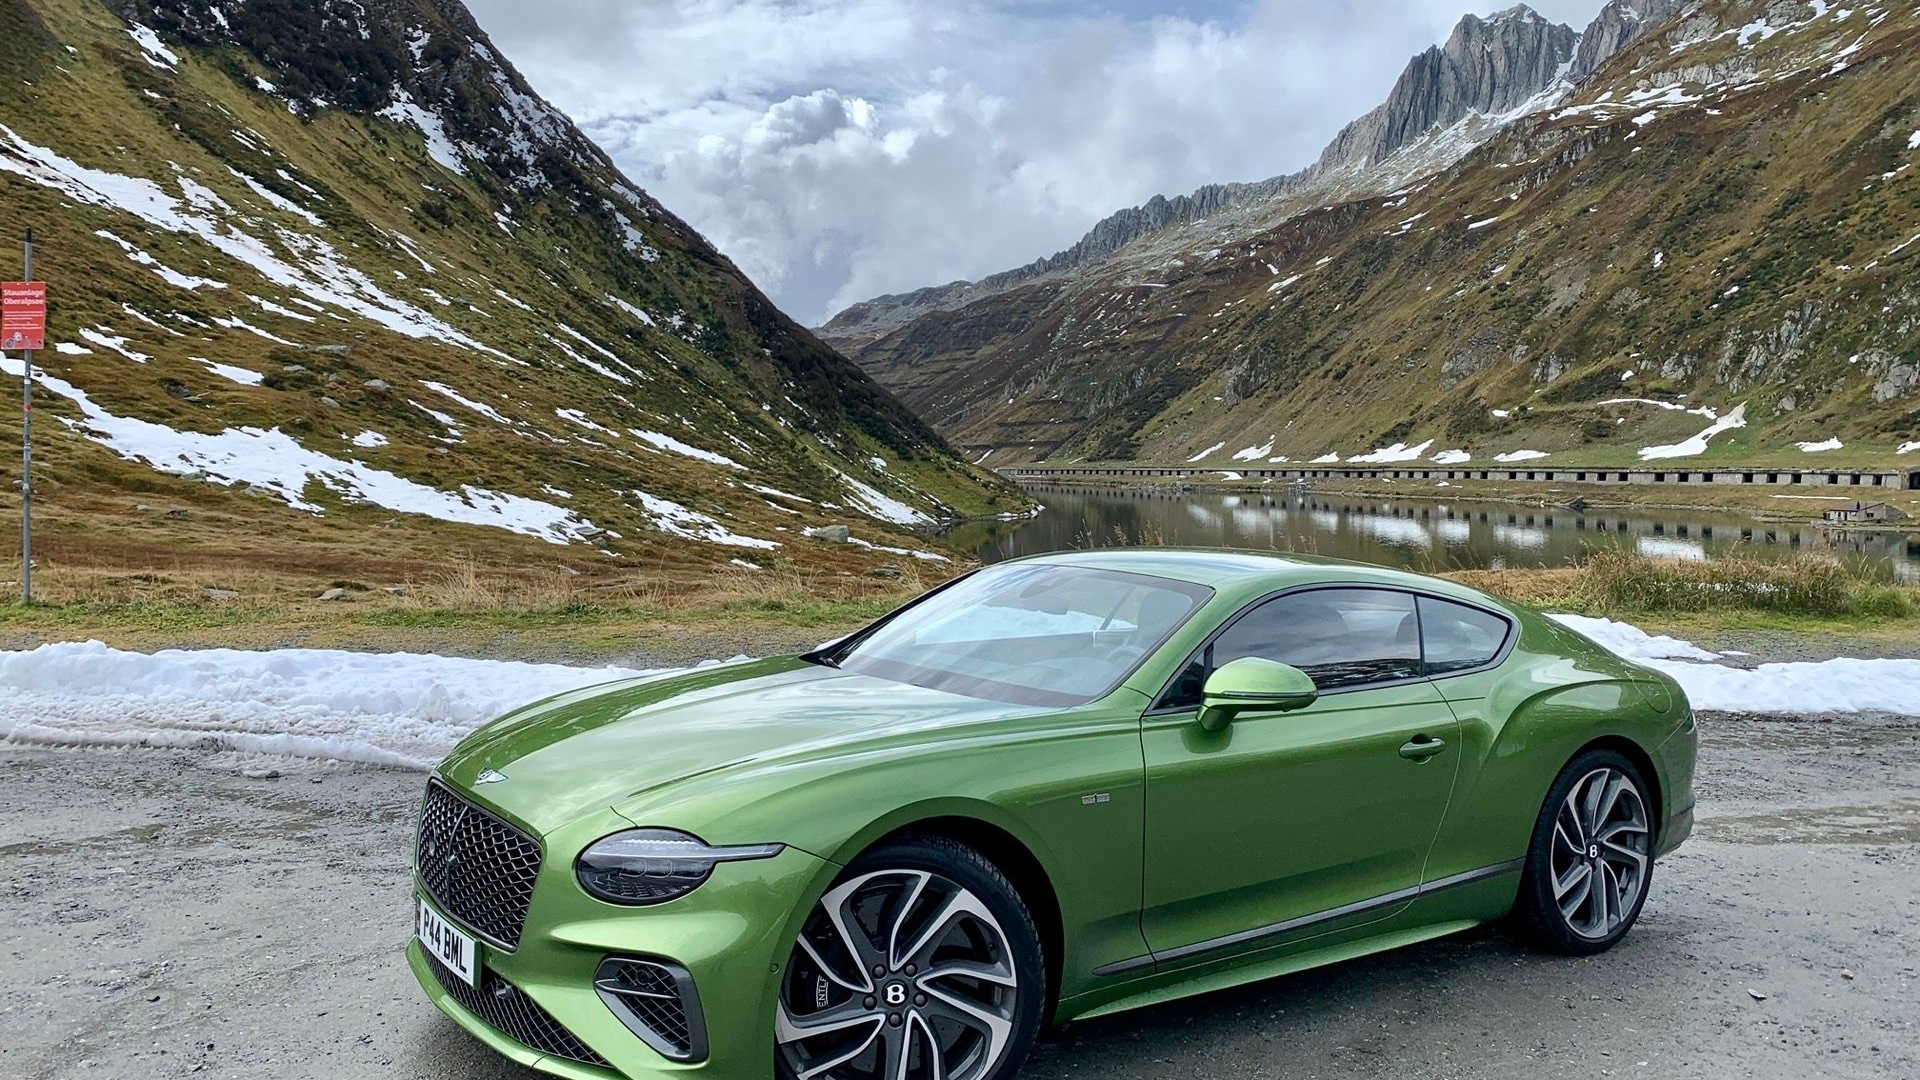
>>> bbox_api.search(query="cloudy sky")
[463,1,1604,325]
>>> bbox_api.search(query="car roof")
[1005,547,1506,605]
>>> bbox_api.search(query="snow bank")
[0,642,727,768]
[1549,614,1920,716]
[1638,404,1746,461]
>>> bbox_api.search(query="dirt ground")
[2,709,1915,1080]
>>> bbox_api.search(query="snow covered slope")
[0,0,1018,580]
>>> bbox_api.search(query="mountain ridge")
[821,1,1663,346]
[823,0,1920,470]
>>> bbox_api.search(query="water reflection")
[945,484,1920,582]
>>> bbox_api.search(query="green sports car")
[408,549,1696,1080]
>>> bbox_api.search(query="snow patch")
[631,490,779,549]
[835,469,932,526]
[1494,450,1549,462]
[1639,403,1747,460]
[1550,615,1920,717]
[1349,439,1434,464]
[0,641,723,769]
[377,91,469,174]
[126,25,179,69]
[629,429,744,470]
[1431,449,1472,465]
[1796,437,1843,453]
[1186,442,1227,463]
[4,356,596,545]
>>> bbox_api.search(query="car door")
[1139,587,1463,968]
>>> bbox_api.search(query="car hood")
[435,657,1050,835]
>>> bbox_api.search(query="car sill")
[1095,859,1526,977]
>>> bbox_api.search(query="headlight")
[575,829,784,906]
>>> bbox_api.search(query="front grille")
[416,779,542,949]
[594,957,707,1062]
[425,953,609,1068]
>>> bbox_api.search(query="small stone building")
[1822,502,1909,523]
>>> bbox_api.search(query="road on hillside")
[3,711,1915,1080]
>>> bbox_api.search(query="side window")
[1418,596,1512,675]
[1160,588,1422,708]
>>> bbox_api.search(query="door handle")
[1399,735,1447,761]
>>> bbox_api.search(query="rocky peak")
[1317,6,1578,171]
[1572,0,1687,78]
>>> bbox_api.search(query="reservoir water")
[944,483,1920,581]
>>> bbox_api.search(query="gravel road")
[3,710,1915,1080]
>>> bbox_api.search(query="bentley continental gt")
[409,549,1696,1080]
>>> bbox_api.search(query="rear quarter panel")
[1421,611,1689,887]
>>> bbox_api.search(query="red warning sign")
[1,281,46,351]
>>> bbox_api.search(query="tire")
[775,836,1047,1080]
[1514,748,1657,956]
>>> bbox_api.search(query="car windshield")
[819,563,1212,707]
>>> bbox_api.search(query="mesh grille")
[415,780,542,949]
[595,958,705,1062]
[425,954,609,1068]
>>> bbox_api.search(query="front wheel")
[775,837,1046,1080]
[1514,749,1656,955]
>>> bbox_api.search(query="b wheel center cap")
[882,980,910,1008]
[1588,844,1601,860]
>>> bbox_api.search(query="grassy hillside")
[0,0,1022,607]
[835,0,1920,472]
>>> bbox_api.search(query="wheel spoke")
[797,932,871,996]
[817,874,893,991]
[919,957,1018,989]
[879,1015,909,1080]
[1592,775,1627,835]
[908,1011,946,1080]
[1558,868,1593,921]
[1552,859,1592,902]
[921,983,1014,1064]
[1580,771,1609,840]
[776,999,881,1046]
[1590,859,1613,930]
[883,871,934,973]
[893,887,998,971]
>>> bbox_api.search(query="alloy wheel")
[1549,766,1651,940]
[777,869,1021,1080]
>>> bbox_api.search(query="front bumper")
[411,835,833,1080]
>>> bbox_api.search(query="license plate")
[417,896,478,987]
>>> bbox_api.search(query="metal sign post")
[0,232,42,603]
[20,230,30,605]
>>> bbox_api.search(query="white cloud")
[466,1,1606,323]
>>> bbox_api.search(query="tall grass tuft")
[1453,550,1918,619]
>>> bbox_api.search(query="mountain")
[821,0,1920,471]
[823,4,1600,350]
[0,0,1020,588]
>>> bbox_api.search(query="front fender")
[614,700,1153,1001]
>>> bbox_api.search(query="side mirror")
[1196,657,1318,732]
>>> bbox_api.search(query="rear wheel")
[775,837,1045,1080]
[1515,749,1655,955]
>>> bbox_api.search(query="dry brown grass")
[1448,550,1918,619]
